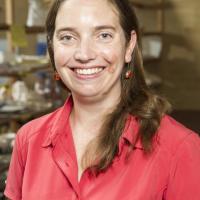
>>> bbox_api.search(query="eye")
[62,35,73,40]
[99,32,113,41]
[59,34,76,44]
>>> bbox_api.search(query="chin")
[71,90,104,100]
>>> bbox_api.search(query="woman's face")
[53,0,136,101]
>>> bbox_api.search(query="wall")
[133,0,200,110]
[162,0,200,110]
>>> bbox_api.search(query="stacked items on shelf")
[0,133,15,199]
[0,62,62,132]
[131,0,171,87]
[0,1,58,198]
[0,0,63,132]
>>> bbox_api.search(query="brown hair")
[46,0,170,173]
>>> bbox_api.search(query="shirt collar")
[119,115,143,151]
[42,97,143,150]
[42,95,73,148]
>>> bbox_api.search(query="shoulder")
[15,105,64,148]
[156,115,200,156]
[157,116,200,198]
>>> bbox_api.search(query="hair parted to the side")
[46,0,170,173]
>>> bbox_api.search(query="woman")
[4,0,200,199]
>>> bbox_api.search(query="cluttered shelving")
[0,0,55,125]
[0,24,45,34]
[0,1,62,197]
[131,0,171,62]
[131,0,171,86]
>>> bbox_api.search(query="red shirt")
[4,97,200,200]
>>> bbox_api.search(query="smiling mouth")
[73,67,105,75]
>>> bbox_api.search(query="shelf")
[131,1,171,10]
[0,106,54,121]
[0,24,45,34]
[0,155,11,173]
[143,56,161,63]
[0,23,9,31]
[0,62,51,76]
[142,31,164,36]
[25,26,45,34]
[0,104,55,135]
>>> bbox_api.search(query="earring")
[54,71,60,80]
[125,70,133,79]
[125,63,133,79]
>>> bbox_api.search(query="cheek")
[53,44,73,67]
[99,47,118,63]
[99,47,125,74]
[98,41,126,63]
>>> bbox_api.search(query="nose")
[74,38,96,62]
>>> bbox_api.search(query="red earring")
[54,71,60,80]
[125,70,133,79]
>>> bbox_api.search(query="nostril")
[74,47,96,62]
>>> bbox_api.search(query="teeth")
[75,68,103,75]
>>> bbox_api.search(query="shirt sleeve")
[164,133,200,200]
[4,130,25,200]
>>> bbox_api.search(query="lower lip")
[73,68,105,80]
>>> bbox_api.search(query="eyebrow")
[94,25,116,31]
[55,25,116,35]
[55,27,77,35]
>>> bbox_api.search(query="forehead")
[55,0,120,27]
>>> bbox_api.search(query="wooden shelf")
[131,1,171,9]
[0,155,11,173]
[0,62,51,76]
[142,31,164,36]
[0,23,10,31]
[0,24,45,34]
[130,0,171,65]
[143,56,162,63]
[0,106,54,121]
[25,26,45,34]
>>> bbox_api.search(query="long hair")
[46,0,170,173]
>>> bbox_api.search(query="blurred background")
[0,0,200,198]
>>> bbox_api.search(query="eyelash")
[99,32,113,40]
[58,32,113,43]
[60,35,73,41]
[63,35,72,40]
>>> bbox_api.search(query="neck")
[70,93,120,134]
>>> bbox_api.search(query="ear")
[125,31,137,63]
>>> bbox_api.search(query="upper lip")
[70,65,105,69]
